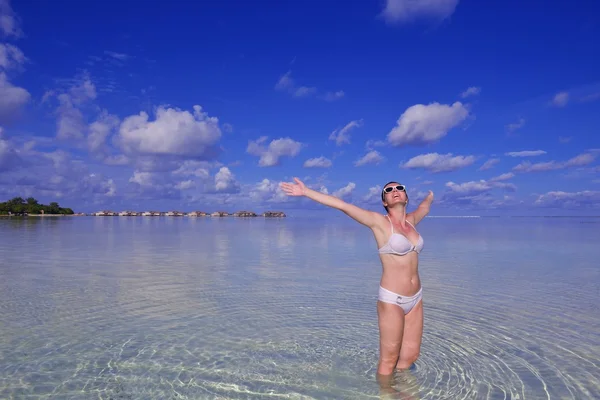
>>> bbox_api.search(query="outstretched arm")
[280,178,380,228]
[409,190,434,225]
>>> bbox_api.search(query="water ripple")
[1,217,599,399]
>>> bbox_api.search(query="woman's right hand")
[280,177,307,196]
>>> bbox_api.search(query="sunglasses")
[383,185,406,193]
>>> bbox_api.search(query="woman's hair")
[381,181,409,212]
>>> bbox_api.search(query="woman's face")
[382,182,407,207]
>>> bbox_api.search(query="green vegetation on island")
[0,197,74,215]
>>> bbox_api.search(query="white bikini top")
[378,215,424,256]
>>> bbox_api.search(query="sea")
[0,215,599,399]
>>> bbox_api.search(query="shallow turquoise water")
[0,216,599,399]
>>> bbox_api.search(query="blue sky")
[0,0,599,216]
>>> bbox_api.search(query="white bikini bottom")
[378,286,423,314]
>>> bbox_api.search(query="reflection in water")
[213,227,230,268]
[0,216,599,399]
[276,224,294,249]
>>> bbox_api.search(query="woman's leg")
[396,299,424,370]
[376,301,405,377]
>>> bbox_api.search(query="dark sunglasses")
[383,185,406,193]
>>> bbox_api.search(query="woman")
[280,178,434,379]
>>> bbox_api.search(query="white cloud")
[490,172,514,182]
[366,139,386,150]
[104,178,117,196]
[0,0,21,38]
[103,155,128,166]
[513,152,596,173]
[275,70,294,91]
[129,171,154,187]
[329,119,363,146]
[118,105,222,158]
[275,70,316,98]
[84,174,116,197]
[479,158,499,171]
[362,186,383,204]
[46,75,98,140]
[505,150,546,157]
[381,0,459,24]
[0,72,29,124]
[222,123,233,133]
[249,178,288,203]
[213,166,240,193]
[246,136,302,167]
[175,180,194,190]
[126,162,239,200]
[304,156,332,168]
[332,182,356,199]
[88,111,120,153]
[551,91,569,107]
[440,177,517,208]
[0,2,29,125]
[564,152,595,167]
[322,91,345,101]
[172,160,214,179]
[387,101,469,146]
[534,190,600,208]
[104,51,130,61]
[127,156,176,173]
[0,43,26,70]
[0,145,116,203]
[0,134,21,171]
[56,95,86,140]
[126,169,184,200]
[460,86,481,98]
[401,152,476,173]
[506,117,525,134]
[293,85,317,98]
[355,150,384,166]
[445,180,516,195]
[513,161,559,172]
[275,70,343,101]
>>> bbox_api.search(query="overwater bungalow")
[233,210,257,217]
[119,211,139,216]
[187,211,209,217]
[263,211,286,217]
[94,210,117,216]
[141,211,162,216]
[166,211,186,216]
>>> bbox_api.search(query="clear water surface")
[1,215,599,399]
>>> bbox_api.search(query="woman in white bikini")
[280,178,434,380]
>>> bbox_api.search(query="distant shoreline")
[1,211,287,218]
[2,214,598,219]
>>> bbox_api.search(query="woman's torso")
[372,214,423,296]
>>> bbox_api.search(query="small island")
[0,197,74,216]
